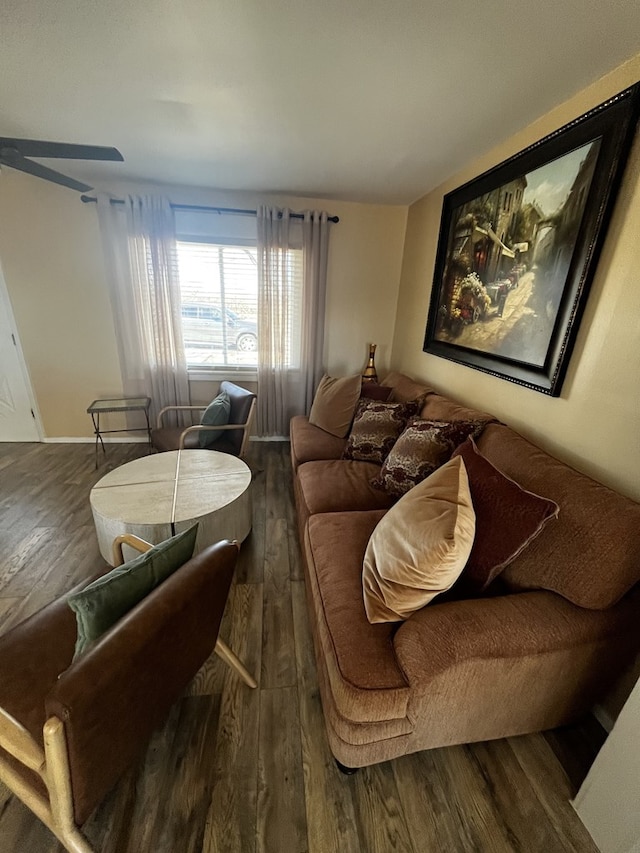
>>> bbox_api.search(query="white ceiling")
[1,0,640,205]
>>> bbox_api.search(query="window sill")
[188,367,258,383]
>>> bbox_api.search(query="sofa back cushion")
[420,392,497,426]
[383,371,435,402]
[309,374,362,438]
[476,424,640,609]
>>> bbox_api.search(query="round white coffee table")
[90,450,252,565]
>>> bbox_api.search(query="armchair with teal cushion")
[151,381,256,457]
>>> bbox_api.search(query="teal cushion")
[199,391,231,447]
[67,524,198,658]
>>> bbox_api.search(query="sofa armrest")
[393,590,637,687]
[44,540,237,825]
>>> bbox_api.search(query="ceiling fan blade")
[0,137,123,161]
[0,152,94,192]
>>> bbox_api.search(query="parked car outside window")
[181,303,258,352]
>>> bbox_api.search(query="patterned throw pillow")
[372,418,485,497]
[342,399,422,464]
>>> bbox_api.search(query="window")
[175,210,304,375]
[177,241,259,369]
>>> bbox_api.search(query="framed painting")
[423,83,640,395]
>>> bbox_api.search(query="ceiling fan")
[0,137,123,192]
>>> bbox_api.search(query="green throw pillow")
[199,390,231,447]
[67,524,199,658]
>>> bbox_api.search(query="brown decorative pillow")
[372,418,485,497]
[360,383,393,402]
[363,457,476,623]
[309,374,362,438]
[451,437,559,592]
[343,399,422,464]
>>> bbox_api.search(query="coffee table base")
[93,491,251,565]
[90,450,253,565]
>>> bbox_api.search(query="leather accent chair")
[151,380,256,457]
[0,537,256,853]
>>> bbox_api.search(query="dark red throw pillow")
[360,383,393,402]
[452,437,559,592]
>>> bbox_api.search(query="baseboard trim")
[250,436,289,442]
[42,437,149,444]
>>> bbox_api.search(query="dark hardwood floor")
[0,440,604,852]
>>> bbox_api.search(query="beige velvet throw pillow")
[309,373,362,438]
[362,456,476,623]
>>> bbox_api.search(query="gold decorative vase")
[362,343,378,384]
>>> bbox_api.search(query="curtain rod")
[79,195,339,223]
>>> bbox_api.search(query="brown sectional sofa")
[291,371,640,768]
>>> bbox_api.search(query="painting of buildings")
[434,139,600,367]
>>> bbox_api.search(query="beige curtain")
[96,194,190,426]
[257,206,329,436]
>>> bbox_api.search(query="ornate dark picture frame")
[423,83,640,396]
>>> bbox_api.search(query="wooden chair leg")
[214,639,257,688]
[43,717,95,853]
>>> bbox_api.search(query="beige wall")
[391,54,640,502]
[0,177,406,436]
[0,171,122,437]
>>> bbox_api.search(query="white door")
[0,264,41,442]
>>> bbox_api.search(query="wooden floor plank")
[203,582,263,853]
[404,746,520,853]
[261,517,297,689]
[467,739,563,851]
[257,686,308,853]
[509,733,600,853]
[352,762,416,853]
[236,443,266,585]
[291,580,361,853]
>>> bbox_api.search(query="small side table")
[87,397,152,468]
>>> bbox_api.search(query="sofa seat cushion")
[305,510,410,723]
[297,460,396,519]
[290,415,347,470]
[477,424,640,609]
